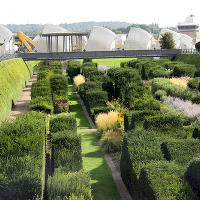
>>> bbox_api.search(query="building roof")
[178,14,199,27]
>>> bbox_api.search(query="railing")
[181,49,200,54]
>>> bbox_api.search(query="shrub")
[120,129,164,198]
[47,170,93,200]
[68,60,81,78]
[0,58,36,123]
[49,113,77,133]
[95,111,119,130]
[85,90,108,111]
[188,77,200,90]
[51,131,82,172]
[73,74,85,87]
[31,82,51,99]
[82,66,98,79]
[139,161,196,200]
[0,111,46,199]
[29,96,53,114]
[172,63,196,77]
[37,70,53,81]
[154,89,167,100]
[193,127,200,139]
[161,138,200,167]
[143,112,183,131]
[90,106,111,120]
[100,130,122,153]
[186,157,200,197]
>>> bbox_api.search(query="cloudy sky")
[1,0,200,27]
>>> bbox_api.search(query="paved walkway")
[8,74,37,121]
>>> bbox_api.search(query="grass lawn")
[79,131,121,200]
[68,83,90,129]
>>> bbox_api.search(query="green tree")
[159,32,175,49]
[195,42,200,52]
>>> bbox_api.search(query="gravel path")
[8,74,37,121]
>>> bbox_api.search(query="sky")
[1,0,200,27]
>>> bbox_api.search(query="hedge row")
[0,58,38,123]
[0,111,46,199]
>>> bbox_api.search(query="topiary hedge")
[68,60,82,79]
[0,58,38,123]
[49,113,77,133]
[172,63,196,77]
[188,77,200,90]
[139,161,196,200]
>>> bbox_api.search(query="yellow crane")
[17,32,39,52]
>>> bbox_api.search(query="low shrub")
[154,89,167,101]
[49,113,77,133]
[139,161,196,200]
[193,127,200,139]
[37,70,53,81]
[172,63,196,77]
[29,96,53,114]
[100,130,122,153]
[47,170,93,200]
[143,112,183,131]
[51,131,82,172]
[31,81,51,99]
[186,157,200,197]
[188,77,200,90]
[120,129,164,198]
[90,106,111,120]
[161,138,200,167]
[68,60,81,78]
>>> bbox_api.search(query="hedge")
[186,157,200,197]
[139,161,196,200]
[29,96,54,114]
[188,77,200,90]
[68,60,82,79]
[0,58,37,123]
[48,170,93,200]
[143,112,184,132]
[120,129,164,198]
[172,63,196,77]
[0,111,46,199]
[161,138,200,167]
[51,131,82,173]
[49,113,77,133]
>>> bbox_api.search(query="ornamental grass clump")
[95,110,119,130]
[73,74,85,87]
[170,77,188,88]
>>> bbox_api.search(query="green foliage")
[0,58,36,123]
[120,129,164,198]
[51,131,82,173]
[143,112,183,131]
[139,161,196,200]
[68,60,81,79]
[29,96,53,114]
[172,63,196,77]
[186,157,200,196]
[37,70,53,81]
[49,113,77,133]
[154,89,167,101]
[90,106,111,120]
[159,32,175,49]
[162,138,200,167]
[192,127,200,139]
[47,170,93,200]
[124,113,135,132]
[188,77,200,90]
[0,111,46,199]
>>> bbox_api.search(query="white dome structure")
[115,34,127,50]
[178,14,199,26]
[35,24,70,52]
[180,33,193,49]
[124,27,153,50]
[0,25,14,56]
[85,26,116,51]
[156,29,181,49]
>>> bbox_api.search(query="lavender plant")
[164,97,200,118]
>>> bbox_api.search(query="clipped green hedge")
[29,96,53,114]
[48,169,93,200]
[143,112,183,131]
[139,161,196,200]
[120,129,164,198]
[51,131,82,173]
[0,111,46,199]
[68,60,82,79]
[172,63,196,77]
[0,58,37,123]
[49,113,77,133]
[188,77,200,90]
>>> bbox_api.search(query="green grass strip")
[68,83,90,129]
[78,131,121,200]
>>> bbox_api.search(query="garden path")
[68,83,132,200]
[8,74,37,121]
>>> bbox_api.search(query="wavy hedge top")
[0,58,38,123]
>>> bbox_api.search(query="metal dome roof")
[0,24,13,43]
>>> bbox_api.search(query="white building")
[85,26,116,51]
[0,25,15,56]
[115,34,127,50]
[124,27,154,50]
